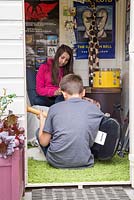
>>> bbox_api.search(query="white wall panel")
[0,59,24,77]
[129,0,134,188]
[0,21,23,39]
[0,0,27,133]
[0,1,22,20]
[0,41,24,58]
[0,79,24,96]
[0,0,27,186]
[6,97,25,115]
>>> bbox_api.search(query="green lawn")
[28,153,129,183]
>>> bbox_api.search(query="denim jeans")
[55,94,64,103]
[34,96,55,107]
[34,95,64,107]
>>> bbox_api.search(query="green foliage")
[28,153,129,183]
[0,89,16,117]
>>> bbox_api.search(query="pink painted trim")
[0,148,24,200]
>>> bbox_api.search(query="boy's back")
[44,97,104,168]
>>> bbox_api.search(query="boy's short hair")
[59,74,84,95]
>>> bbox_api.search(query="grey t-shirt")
[44,98,104,168]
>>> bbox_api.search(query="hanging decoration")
[63,1,76,47]
[87,0,99,86]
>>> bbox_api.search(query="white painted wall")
[129,0,134,188]
[0,0,27,188]
[0,0,26,119]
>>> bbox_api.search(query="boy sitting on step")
[37,74,104,168]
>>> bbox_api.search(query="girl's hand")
[54,88,62,96]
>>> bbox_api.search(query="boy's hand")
[38,111,46,131]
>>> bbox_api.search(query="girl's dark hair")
[52,44,74,85]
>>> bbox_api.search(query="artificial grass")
[28,152,129,183]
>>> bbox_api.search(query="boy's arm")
[39,131,51,147]
[38,111,52,147]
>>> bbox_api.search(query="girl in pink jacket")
[35,44,74,106]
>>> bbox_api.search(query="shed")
[0,0,133,197]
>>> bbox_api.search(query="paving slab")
[23,186,134,200]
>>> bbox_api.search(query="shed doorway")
[24,0,132,188]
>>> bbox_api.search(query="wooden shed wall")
[0,0,26,118]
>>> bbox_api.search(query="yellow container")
[93,68,121,88]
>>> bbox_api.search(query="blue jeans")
[34,96,55,107]
[55,94,64,103]
[34,95,64,107]
[36,129,49,156]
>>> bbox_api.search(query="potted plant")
[0,89,25,200]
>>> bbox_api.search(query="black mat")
[32,186,131,200]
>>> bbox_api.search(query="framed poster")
[25,0,59,69]
[74,0,115,59]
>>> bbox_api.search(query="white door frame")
[129,0,134,188]
[24,0,134,188]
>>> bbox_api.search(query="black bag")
[91,116,120,160]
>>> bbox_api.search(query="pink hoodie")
[36,59,64,97]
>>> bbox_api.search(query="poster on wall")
[25,0,59,70]
[125,0,130,61]
[74,0,115,59]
